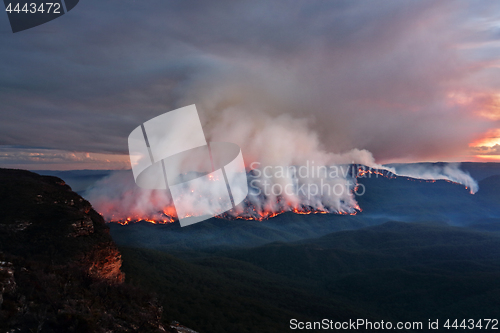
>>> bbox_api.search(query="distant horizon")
[2,159,498,172]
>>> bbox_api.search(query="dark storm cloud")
[0,0,499,163]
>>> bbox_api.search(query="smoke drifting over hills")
[85,161,478,223]
[390,163,479,193]
[0,0,493,219]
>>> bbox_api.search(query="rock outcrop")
[0,169,170,332]
[0,168,125,283]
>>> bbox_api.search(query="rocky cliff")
[0,169,169,332]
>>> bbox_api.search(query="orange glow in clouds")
[449,90,500,162]
[469,129,500,162]
[470,129,500,148]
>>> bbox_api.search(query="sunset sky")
[1,0,500,170]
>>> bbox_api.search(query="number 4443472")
[5,3,61,14]
[443,319,498,330]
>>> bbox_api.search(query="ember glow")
[111,198,356,225]
[110,208,177,225]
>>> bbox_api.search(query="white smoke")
[388,163,478,194]
[85,106,377,220]
[84,107,478,222]
[85,171,175,222]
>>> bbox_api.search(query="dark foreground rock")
[0,169,176,332]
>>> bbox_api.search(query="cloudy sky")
[1,0,500,170]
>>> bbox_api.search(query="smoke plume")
[85,107,478,222]
[389,163,478,194]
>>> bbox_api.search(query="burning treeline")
[86,163,476,225]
